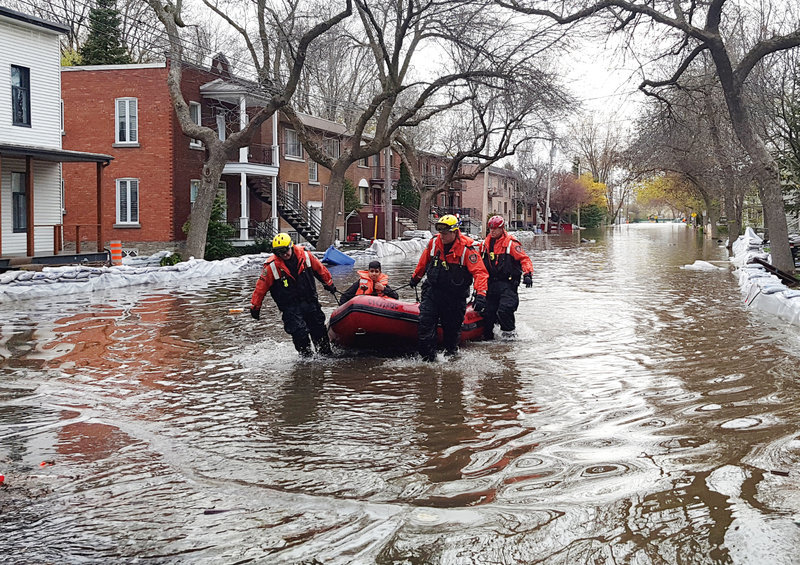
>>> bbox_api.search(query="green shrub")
[160,253,182,267]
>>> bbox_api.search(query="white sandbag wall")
[732,227,800,326]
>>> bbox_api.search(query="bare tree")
[396,72,572,231]
[146,0,352,259]
[499,0,800,272]
[287,0,568,248]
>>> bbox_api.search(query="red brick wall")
[62,66,176,245]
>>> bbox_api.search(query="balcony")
[370,165,400,185]
[247,143,276,165]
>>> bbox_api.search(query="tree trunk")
[712,48,793,271]
[318,162,349,248]
[184,154,227,259]
[417,189,437,232]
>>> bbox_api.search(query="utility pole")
[544,140,555,234]
[384,145,392,240]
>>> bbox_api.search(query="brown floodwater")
[1,223,799,564]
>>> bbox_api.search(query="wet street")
[2,223,800,564]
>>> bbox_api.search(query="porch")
[0,143,113,267]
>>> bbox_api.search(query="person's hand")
[374,282,385,292]
[249,306,261,320]
[523,273,533,288]
[473,294,486,314]
[324,283,337,294]
[409,276,420,288]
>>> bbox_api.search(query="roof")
[0,6,70,34]
[0,143,113,164]
[295,112,347,136]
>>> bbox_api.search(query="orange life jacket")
[355,270,390,296]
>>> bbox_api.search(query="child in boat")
[340,260,399,303]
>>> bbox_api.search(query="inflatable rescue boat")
[328,295,484,349]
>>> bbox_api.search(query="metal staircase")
[249,178,321,247]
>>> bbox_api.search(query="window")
[11,172,27,232]
[309,161,319,183]
[216,110,226,141]
[116,179,139,224]
[115,98,138,144]
[285,128,303,159]
[11,65,31,127]
[325,138,340,158]
[189,102,202,147]
[287,181,301,203]
[191,180,227,206]
[359,155,369,167]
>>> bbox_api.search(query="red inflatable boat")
[328,295,484,349]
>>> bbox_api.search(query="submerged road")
[1,223,799,564]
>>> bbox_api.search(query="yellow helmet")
[272,233,292,252]
[435,214,460,232]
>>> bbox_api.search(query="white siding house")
[0,7,111,264]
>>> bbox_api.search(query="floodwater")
[1,223,800,564]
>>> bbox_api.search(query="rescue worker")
[479,215,534,340]
[410,214,489,361]
[340,260,399,304]
[250,233,337,357]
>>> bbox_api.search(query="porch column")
[271,176,278,234]
[26,156,34,256]
[240,172,249,240]
[272,114,279,233]
[97,162,104,252]
[239,95,249,240]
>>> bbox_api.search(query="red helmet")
[487,215,505,229]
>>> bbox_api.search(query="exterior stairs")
[249,178,321,247]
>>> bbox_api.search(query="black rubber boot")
[292,334,313,357]
[315,335,333,356]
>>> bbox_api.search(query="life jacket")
[482,235,523,284]
[425,237,475,297]
[266,248,319,308]
[355,270,390,296]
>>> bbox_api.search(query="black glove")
[249,306,260,320]
[324,283,337,294]
[409,276,420,288]
[523,273,533,288]
[473,294,486,314]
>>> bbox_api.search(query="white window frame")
[115,98,138,145]
[216,110,226,141]
[11,65,31,127]
[285,128,303,160]
[308,161,319,184]
[189,101,202,148]
[116,178,140,224]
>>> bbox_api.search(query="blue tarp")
[322,245,355,266]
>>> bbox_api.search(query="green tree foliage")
[579,204,605,228]
[396,163,420,209]
[342,179,361,215]
[79,0,132,65]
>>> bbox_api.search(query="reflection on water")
[2,224,800,563]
